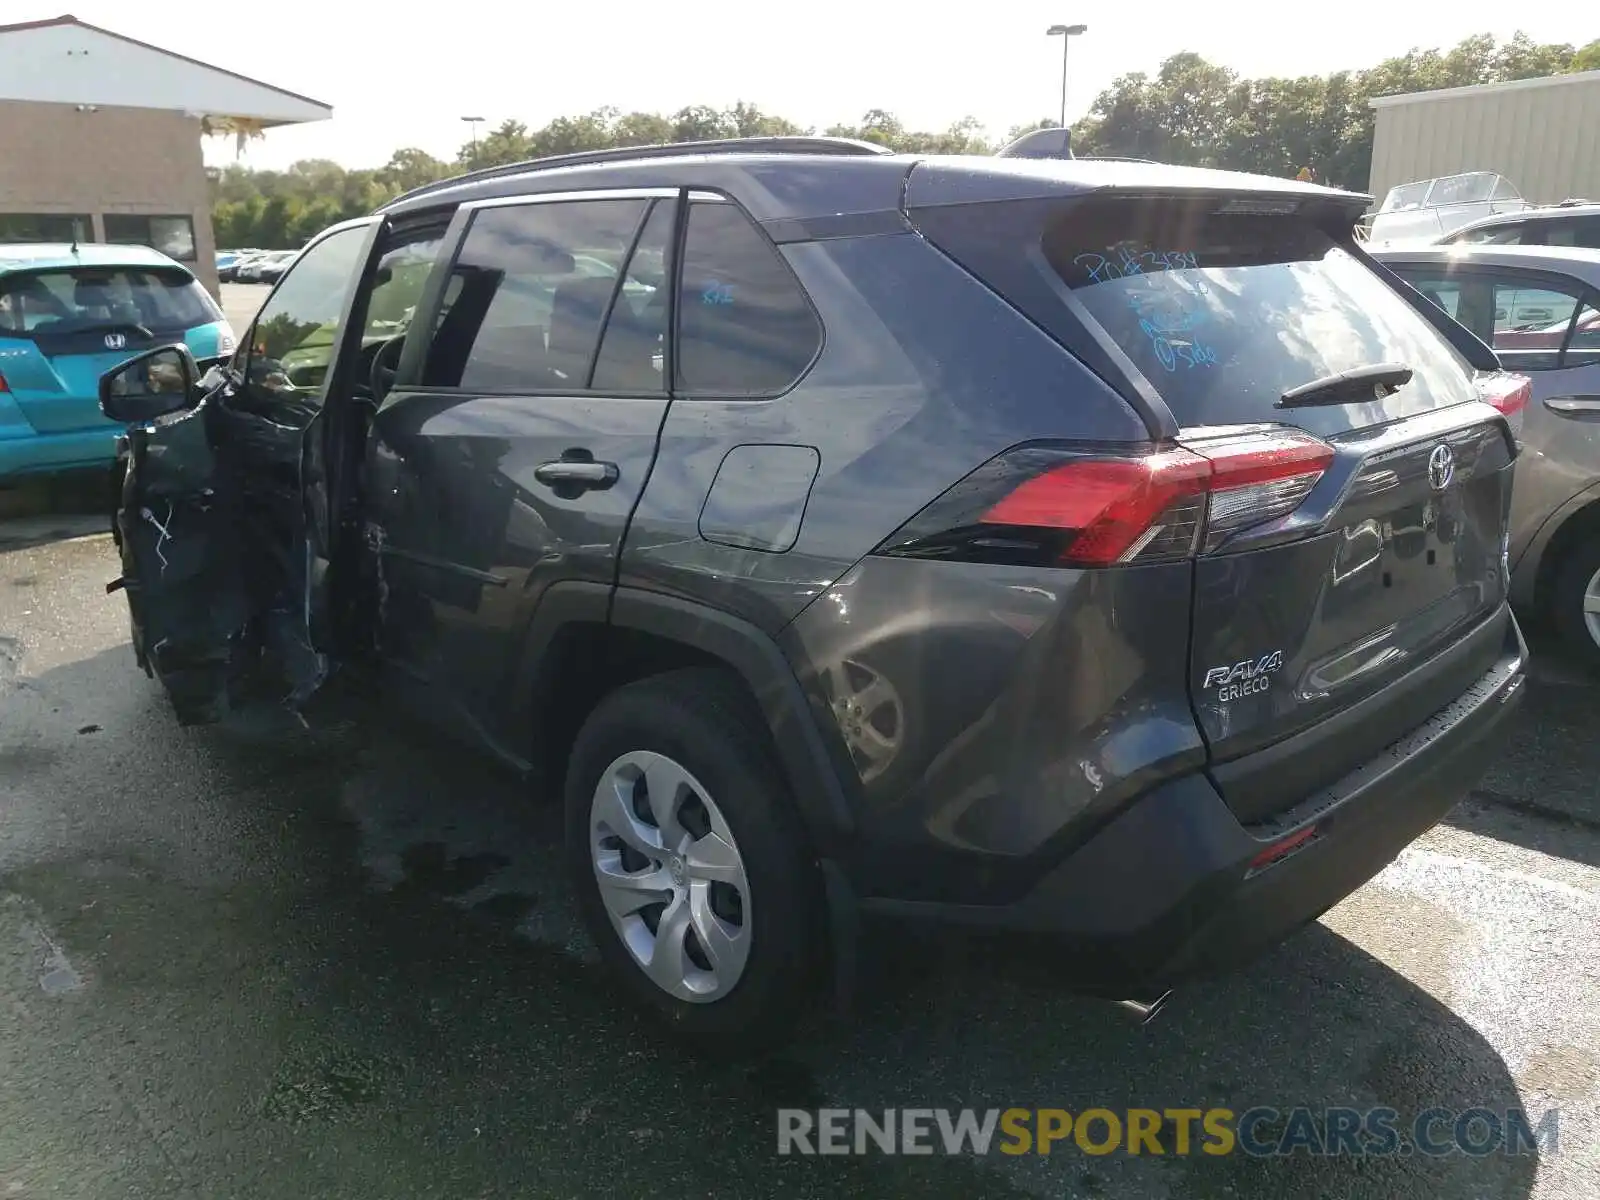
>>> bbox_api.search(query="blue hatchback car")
[0,243,235,478]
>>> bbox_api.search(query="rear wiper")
[1277,362,1414,409]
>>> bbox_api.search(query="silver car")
[1376,244,1600,663]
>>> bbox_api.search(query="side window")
[1486,224,1528,245]
[675,200,821,395]
[1392,269,1496,345]
[1453,223,1523,245]
[591,200,675,393]
[1544,218,1600,248]
[239,224,368,405]
[104,214,198,262]
[422,199,649,391]
[1490,277,1587,372]
[1399,273,1463,320]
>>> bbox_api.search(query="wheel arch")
[1527,485,1600,617]
[508,582,859,850]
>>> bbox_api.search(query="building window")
[103,214,197,262]
[0,213,92,243]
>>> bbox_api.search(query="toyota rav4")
[99,137,1529,1049]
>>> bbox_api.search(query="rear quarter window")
[675,200,821,396]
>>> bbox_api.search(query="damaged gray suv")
[100,137,1529,1049]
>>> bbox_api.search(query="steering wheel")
[368,334,408,402]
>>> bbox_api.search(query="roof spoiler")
[995,127,1074,160]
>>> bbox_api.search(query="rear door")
[0,265,225,434]
[909,183,1517,823]
[363,188,677,728]
[1388,260,1600,574]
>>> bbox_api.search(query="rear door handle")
[534,455,619,490]
[1544,395,1600,415]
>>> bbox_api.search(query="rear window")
[0,267,218,339]
[1041,199,1476,433]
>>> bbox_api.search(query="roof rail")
[381,136,894,210]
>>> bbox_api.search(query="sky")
[20,1,1600,170]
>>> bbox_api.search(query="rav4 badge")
[1203,650,1285,702]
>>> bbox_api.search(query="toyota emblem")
[1427,443,1456,492]
[103,333,126,350]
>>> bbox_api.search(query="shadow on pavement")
[0,644,1541,1200]
[0,467,114,550]
[1443,625,1600,870]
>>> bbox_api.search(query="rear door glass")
[591,200,675,392]
[1040,198,1478,435]
[1390,266,1598,372]
[422,199,648,392]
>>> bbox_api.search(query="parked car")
[217,250,263,282]
[97,138,1527,1049]
[1437,202,1600,249]
[1367,171,1531,248]
[225,253,261,282]
[234,251,294,283]
[0,242,235,478]
[255,249,299,284]
[1375,243,1600,664]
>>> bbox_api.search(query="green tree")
[378,147,448,193]
[209,34,1592,250]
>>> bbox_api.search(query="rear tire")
[1550,537,1600,672]
[564,668,821,1053]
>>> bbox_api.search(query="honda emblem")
[103,333,126,350]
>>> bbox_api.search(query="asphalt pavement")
[219,282,270,335]
[0,279,1594,1198]
[1,523,1597,1199]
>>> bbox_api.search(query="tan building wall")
[1369,71,1600,210]
[0,98,218,293]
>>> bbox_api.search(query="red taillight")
[1475,372,1530,433]
[0,370,9,393]
[975,430,1333,567]
[981,449,1211,566]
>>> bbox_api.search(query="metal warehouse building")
[1369,69,1600,208]
[0,14,329,294]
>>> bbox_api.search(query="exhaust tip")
[1113,990,1173,1025]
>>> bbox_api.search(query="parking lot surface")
[220,281,271,337]
[1,524,1597,1199]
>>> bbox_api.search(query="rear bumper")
[858,613,1527,994]
[0,425,121,478]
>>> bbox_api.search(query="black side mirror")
[99,344,201,424]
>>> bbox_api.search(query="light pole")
[1046,24,1088,129]
[461,115,484,162]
